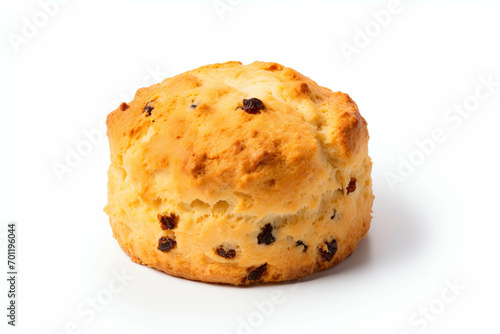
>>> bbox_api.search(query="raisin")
[248,263,267,280]
[144,101,155,117]
[330,209,336,220]
[157,236,176,252]
[347,178,357,194]
[319,239,338,262]
[296,240,308,252]
[157,213,179,230]
[236,98,265,114]
[119,102,129,111]
[257,224,275,245]
[215,246,236,259]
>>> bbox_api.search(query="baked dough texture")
[104,61,374,285]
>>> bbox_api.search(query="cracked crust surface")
[105,61,374,285]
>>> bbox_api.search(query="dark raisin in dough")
[119,102,129,111]
[296,240,308,252]
[319,239,338,262]
[347,178,357,194]
[158,213,179,230]
[257,224,275,245]
[330,209,336,220]
[236,98,265,114]
[157,237,176,252]
[215,246,236,259]
[144,102,155,117]
[248,263,267,280]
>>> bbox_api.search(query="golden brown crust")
[105,61,374,285]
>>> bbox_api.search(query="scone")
[104,61,374,285]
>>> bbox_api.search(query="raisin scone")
[104,61,374,285]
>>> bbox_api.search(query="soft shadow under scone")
[104,61,374,285]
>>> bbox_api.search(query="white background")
[1,0,499,333]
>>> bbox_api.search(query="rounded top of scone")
[106,61,368,217]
